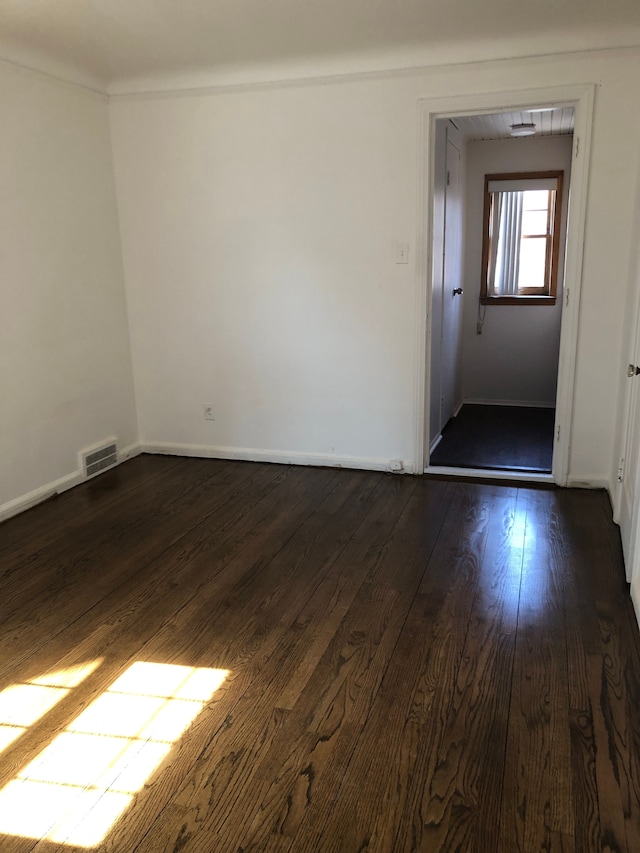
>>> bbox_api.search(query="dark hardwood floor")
[430,404,555,473]
[0,455,639,852]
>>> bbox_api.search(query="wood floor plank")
[0,456,217,595]
[1,459,639,853]
[500,489,574,853]
[297,482,502,853]
[0,464,343,853]
[0,454,183,559]
[594,609,640,852]
[398,489,522,852]
[563,488,640,852]
[229,480,455,853]
[125,475,421,853]
[0,457,262,635]
[283,595,464,853]
[0,461,313,684]
[4,464,344,853]
[0,460,338,736]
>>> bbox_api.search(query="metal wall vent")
[81,441,118,478]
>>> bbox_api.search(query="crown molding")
[0,34,638,102]
[0,46,107,96]
[107,41,640,101]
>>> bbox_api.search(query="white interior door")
[440,128,464,428]
[618,304,640,582]
[428,120,464,454]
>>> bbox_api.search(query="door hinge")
[556,424,561,442]
[618,457,625,482]
[575,137,580,159]
[565,289,570,308]
[446,170,451,186]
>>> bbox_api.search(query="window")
[480,171,563,305]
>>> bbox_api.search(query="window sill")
[480,296,557,306]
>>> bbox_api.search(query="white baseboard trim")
[565,476,610,490]
[453,400,464,418]
[0,442,144,525]
[429,433,443,454]
[462,398,556,409]
[119,442,143,463]
[0,469,84,524]
[141,441,415,475]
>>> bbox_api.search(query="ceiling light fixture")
[510,122,536,137]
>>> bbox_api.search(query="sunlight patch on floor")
[0,661,102,756]
[0,661,228,847]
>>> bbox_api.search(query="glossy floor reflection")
[0,456,637,852]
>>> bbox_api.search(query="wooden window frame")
[480,170,564,306]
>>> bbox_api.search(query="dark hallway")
[430,404,555,473]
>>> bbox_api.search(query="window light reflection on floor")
[0,661,102,755]
[0,661,228,847]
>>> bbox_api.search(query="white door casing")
[428,120,447,450]
[615,225,640,586]
[415,84,595,482]
[619,360,640,585]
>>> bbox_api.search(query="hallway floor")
[430,404,555,473]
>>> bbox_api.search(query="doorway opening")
[425,105,575,480]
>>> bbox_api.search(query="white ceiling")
[0,0,639,93]
[452,107,575,142]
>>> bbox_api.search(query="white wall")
[0,62,138,516]
[111,84,416,469]
[460,135,573,406]
[109,48,640,488]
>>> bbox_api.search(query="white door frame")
[413,84,595,483]
[613,191,640,581]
